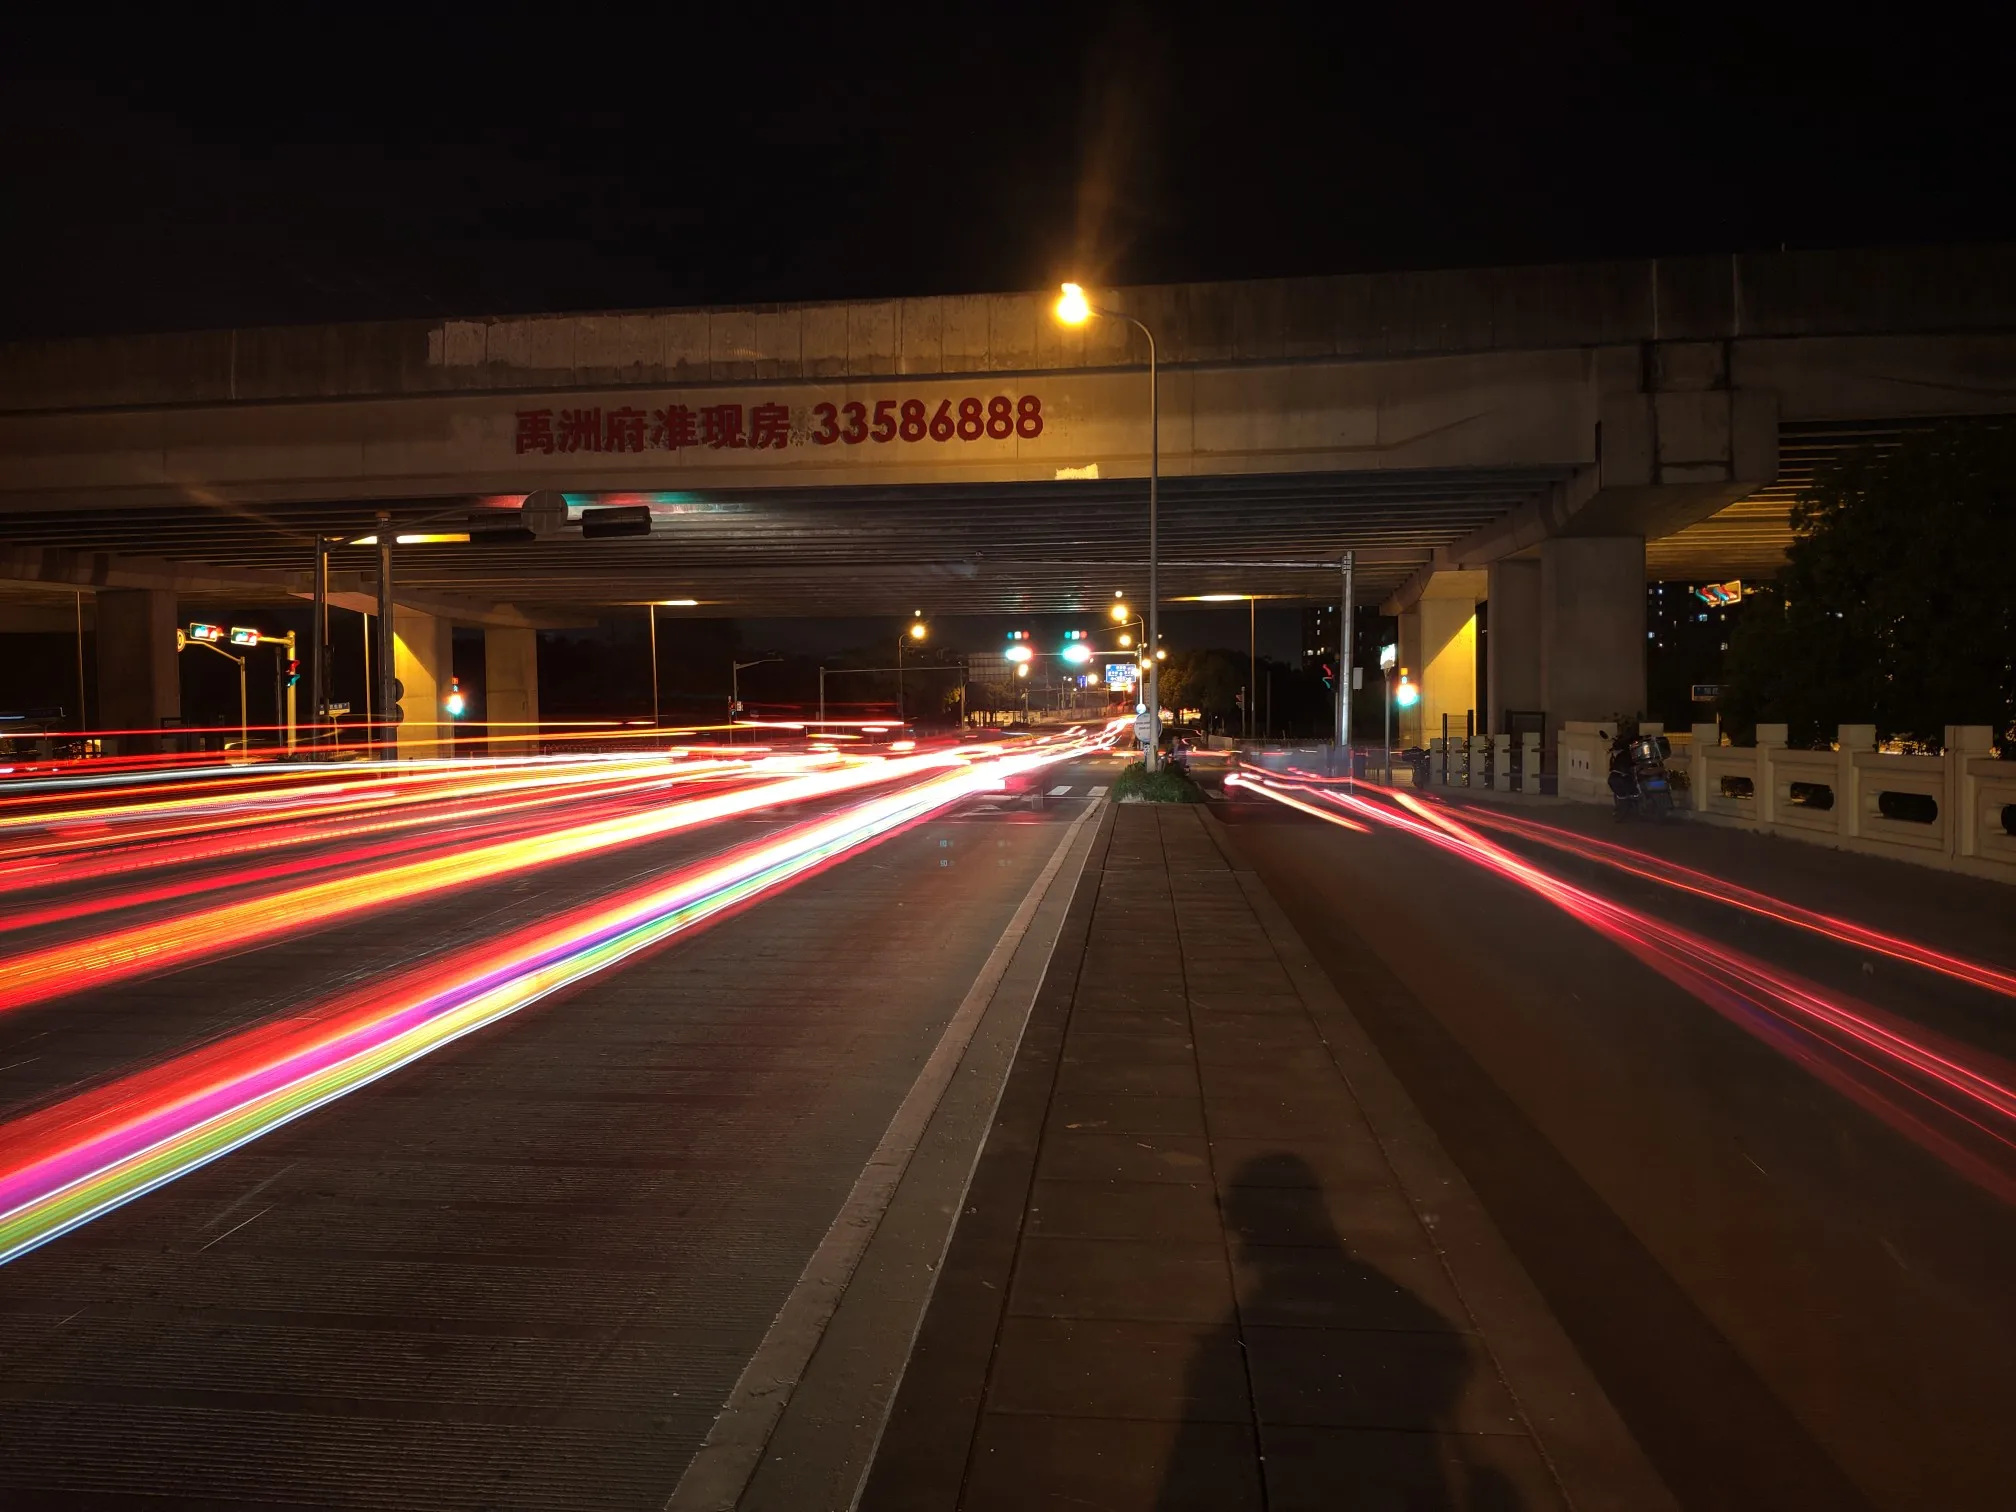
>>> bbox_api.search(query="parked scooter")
[1608,729,1675,820]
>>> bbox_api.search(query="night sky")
[2,3,2006,679]
[2,3,2008,341]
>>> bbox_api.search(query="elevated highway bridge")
[2,244,2012,747]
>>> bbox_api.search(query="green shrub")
[1109,761,1206,804]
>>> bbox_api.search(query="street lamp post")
[897,612,927,723]
[647,603,659,729]
[1057,285,1161,771]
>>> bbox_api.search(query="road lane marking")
[668,797,1106,1512]
[197,1204,271,1251]
[1048,785,1073,796]
[1088,785,1108,798]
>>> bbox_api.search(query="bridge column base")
[393,608,452,760]
[1486,558,1542,734]
[1539,536,1647,728]
[1398,571,1483,750]
[95,588,180,754]
[484,627,540,755]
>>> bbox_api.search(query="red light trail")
[1231,770,2016,1202]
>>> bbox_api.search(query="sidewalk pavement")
[858,803,1674,1512]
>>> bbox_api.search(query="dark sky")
[2,2,2008,340]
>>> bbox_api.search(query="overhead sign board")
[1106,662,1139,690]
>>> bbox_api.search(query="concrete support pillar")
[1396,606,1421,747]
[1486,558,1542,734]
[392,608,452,760]
[1539,536,1646,729]
[1414,597,1477,751]
[485,627,540,755]
[94,589,180,752]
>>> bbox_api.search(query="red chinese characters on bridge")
[513,395,1043,455]
[514,403,784,455]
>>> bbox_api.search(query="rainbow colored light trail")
[0,740,1089,1265]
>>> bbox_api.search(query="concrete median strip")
[666,797,1106,1512]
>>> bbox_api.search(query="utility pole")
[1338,551,1356,766]
[311,537,329,753]
[648,603,659,728]
[375,513,396,761]
[73,590,87,736]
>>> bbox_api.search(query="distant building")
[1645,581,1744,729]
[1301,605,1338,672]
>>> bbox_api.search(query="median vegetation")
[1109,761,1206,804]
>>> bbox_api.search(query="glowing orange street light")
[1057,285,1161,766]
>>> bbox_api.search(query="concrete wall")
[0,347,1606,507]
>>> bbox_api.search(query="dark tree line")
[1722,424,2016,752]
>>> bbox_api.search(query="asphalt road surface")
[0,754,1118,1510]
[1213,782,2016,1512]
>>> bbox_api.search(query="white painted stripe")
[1047,785,1073,796]
[1088,785,1108,798]
[667,797,1106,1512]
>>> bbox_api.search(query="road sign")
[521,490,569,538]
[1692,684,1722,702]
[391,678,405,702]
[328,702,352,715]
[390,704,405,724]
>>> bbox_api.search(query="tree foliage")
[1721,423,2016,750]
[1156,648,1245,722]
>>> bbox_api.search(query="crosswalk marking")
[1048,785,1073,796]
[1088,785,1108,798]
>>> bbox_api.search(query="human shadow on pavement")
[1158,1152,1523,1511]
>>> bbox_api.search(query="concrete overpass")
[2,244,2013,747]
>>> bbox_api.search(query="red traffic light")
[187,622,224,642]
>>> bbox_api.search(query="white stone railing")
[1672,721,2014,883]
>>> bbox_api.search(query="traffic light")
[187,622,224,643]
[227,626,262,647]
[285,658,301,688]
[1320,661,1335,691]
[445,676,467,718]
